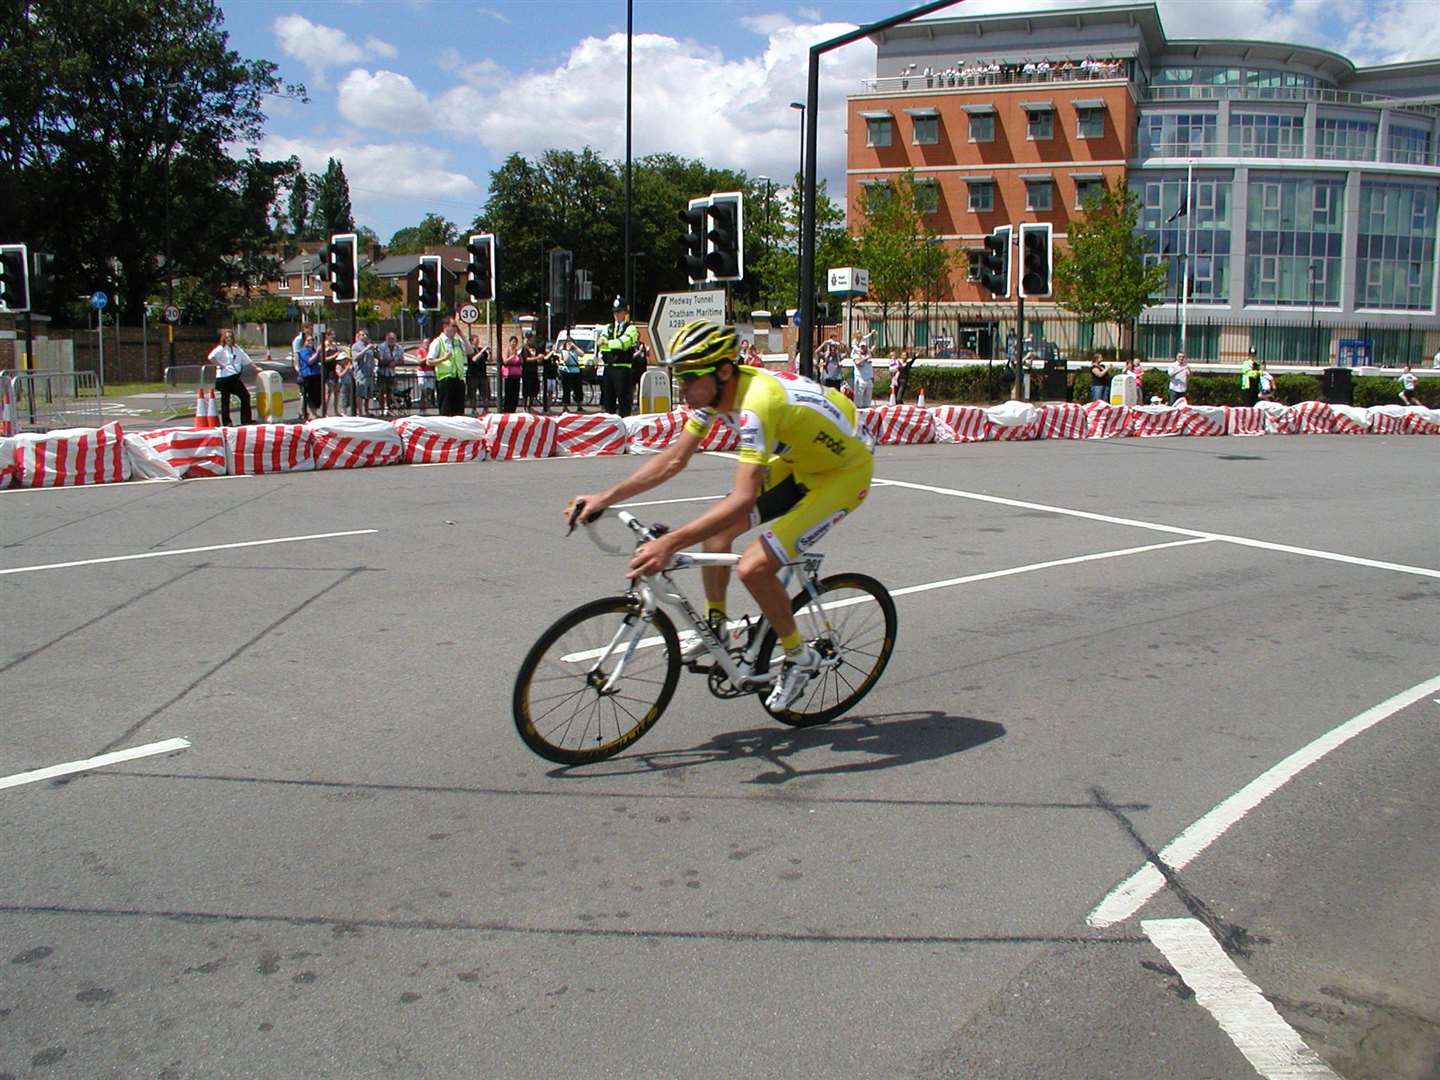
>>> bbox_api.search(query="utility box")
[1321,366,1353,406]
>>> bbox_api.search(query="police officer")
[598,296,639,417]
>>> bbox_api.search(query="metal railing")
[1145,84,1439,113]
[162,364,218,417]
[859,64,1126,94]
[1136,140,1439,167]
[0,369,103,432]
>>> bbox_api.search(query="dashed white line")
[0,738,191,792]
[0,530,379,576]
[1143,918,1340,1079]
[1090,671,1440,928]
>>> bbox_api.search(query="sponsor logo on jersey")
[812,430,847,456]
[796,509,847,551]
[737,410,765,450]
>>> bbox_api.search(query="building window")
[861,181,893,213]
[1027,109,1053,140]
[968,183,994,213]
[1075,178,1105,209]
[1244,175,1346,306]
[1316,117,1378,161]
[912,115,938,146]
[1026,181,1053,211]
[1355,181,1437,310]
[1077,108,1104,139]
[1131,171,1234,303]
[969,113,994,142]
[1388,125,1432,165]
[1139,112,1217,157]
[967,250,982,281]
[866,116,893,148]
[1229,112,1304,159]
[914,179,940,215]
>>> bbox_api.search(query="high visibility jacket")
[428,333,467,381]
[598,320,639,367]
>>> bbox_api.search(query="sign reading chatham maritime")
[648,289,727,362]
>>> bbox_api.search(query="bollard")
[637,367,671,414]
[1109,372,1138,407]
[254,370,284,422]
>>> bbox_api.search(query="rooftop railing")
[1136,140,1440,167]
[859,63,1127,94]
[1145,83,1438,112]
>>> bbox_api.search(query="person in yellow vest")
[1240,349,1261,407]
[426,316,469,416]
[598,296,640,417]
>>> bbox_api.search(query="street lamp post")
[1308,260,1319,365]
[788,102,807,372]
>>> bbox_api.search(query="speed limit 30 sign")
[458,304,480,325]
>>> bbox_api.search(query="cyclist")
[566,319,875,711]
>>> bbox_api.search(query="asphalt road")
[1,434,1437,1080]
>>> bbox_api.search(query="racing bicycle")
[512,509,897,765]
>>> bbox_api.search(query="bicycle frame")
[583,510,831,695]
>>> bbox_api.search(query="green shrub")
[1352,375,1440,408]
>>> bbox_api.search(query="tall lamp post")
[1307,260,1319,365]
[788,102,807,371]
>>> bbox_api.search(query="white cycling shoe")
[681,618,748,664]
[765,644,822,711]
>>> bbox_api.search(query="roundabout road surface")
[1,433,1436,1079]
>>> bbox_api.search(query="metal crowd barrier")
[162,364,217,416]
[0,369,103,432]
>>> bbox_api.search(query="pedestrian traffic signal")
[466,234,495,302]
[1020,223,1052,297]
[417,255,442,312]
[704,191,744,282]
[677,199,709,284]
[0,243,30,313]
[326,232,358,304]
[979,226,1010,298]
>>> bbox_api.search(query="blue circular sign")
[91,291,108,310]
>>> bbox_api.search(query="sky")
[218,0,1440,241]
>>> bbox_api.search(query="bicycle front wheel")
[512,596,682,765]
[755,572,897,727]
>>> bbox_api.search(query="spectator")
[1432,344,1440,370]
[630,339,649,413]
[375,331,403,417]
[1240,353,1261,406]
[543,341,561,411]
[500,334,523,413]
[557,336,585,412]
[597,297,639,417]
[894,353,917,403]
[1089,353,1110,402]
[1258,361,1276,402]
[415,340,436,412]
[520,331,542,412]
[852,340,874,407]
[819,336,844,389]
[320,329,342,415]
[295,332,322,420]
[1167,350,1189,405]
[1123,355,1144,402]
[1399,363,1421,406]
[343,330,375,416]
[291,323,307,368]
[467,334,491,414]
[208,328,254,426]
[427,317,469,416]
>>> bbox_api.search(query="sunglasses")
[676,366,718,382]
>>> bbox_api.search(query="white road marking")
[616,495,725,508]
[0,738,191,792]
[1143,918,1341,1079]
[0,530,379,576]
[557,537,1208,662]
[876,478,1440,580]
[1089,671,1440,928]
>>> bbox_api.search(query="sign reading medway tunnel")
[648,289,726,362]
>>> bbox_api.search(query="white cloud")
[273,14,365,69]
[260,134,479,219]
[364,36,399,59]
[338,69,430,132]
[1343,0,1440,62]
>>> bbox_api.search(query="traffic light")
[417,255,442,312]
[326,232,358,303]
[704,191,744,282]
[979,226,1010,298]
[0,243,29,313]
[1020,223,1052,297]
[30,252,54,312]
[677,198,709,283]
[467,233,495,301]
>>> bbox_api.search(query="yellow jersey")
[683,367,873,474]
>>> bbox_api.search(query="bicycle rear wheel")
[512,596,681,764]
[755,572,897,727]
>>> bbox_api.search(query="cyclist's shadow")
[551,710,1004,783]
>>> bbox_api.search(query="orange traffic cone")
[193,388,207,428]
[207,388,221,428]
[0,382,15,436]
[916,387,926,408]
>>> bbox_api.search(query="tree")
[386,212,459,254]
[312,157,354,236]
[1053,183,1166,357]
[854,171,950,351]
[287,171,310,241]
[0,0,304,322]
[746,174,855,320]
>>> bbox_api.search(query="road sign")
[827,267,870,296]
[648,289,726,362]
[162,304,181,324]
[458,304,480,325]
[91,291,108,310]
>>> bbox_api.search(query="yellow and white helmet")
[664,320,738,377]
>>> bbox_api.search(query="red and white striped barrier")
[1128,405,1187,438]
[1037,402,1087,440]
[865,404,936,445]
[554,412,628,457]
[0,437,18,489]
[486,412,557,460]
[136,427,228,478]
[1256,401,1296,434]
[693,411,743,451]
[1225,406,1267,436]
[122,433,183,481]
[11,421,130,488]
[1289,400,1335,434]
[393,415,489,464]
[1403,407,1440,435]
[1328,405,1367,435]
[1082,401,1131,439]
[306,417,404,469]
[987,400,1041,441]
[1176,405,1226,437]
[226,423,314,475]
[623,411,686,454]
[930,405,991,444]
